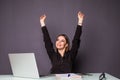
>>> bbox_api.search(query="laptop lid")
[8,53,40,78]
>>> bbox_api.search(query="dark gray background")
[0,0,120,78]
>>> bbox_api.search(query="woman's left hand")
[78,11,84,26]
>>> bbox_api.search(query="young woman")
[40,11,84,74]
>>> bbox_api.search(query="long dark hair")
[55,34,70,52]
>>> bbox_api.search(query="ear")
[65,44,68,47]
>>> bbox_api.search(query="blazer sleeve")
[41,26,55,59]
[70,25,82,60]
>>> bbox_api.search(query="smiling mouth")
[57,45,61,47]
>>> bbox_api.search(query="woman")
[40,11,84,74]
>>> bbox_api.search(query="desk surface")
[0,73,119,80]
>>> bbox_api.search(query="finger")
[43,14,46,19]
[40,15,43,18]
[78,11,82,15]
[40,15,46,19]
[79,12,84,17]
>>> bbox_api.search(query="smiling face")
[55,36,68,51]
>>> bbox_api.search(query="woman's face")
[55,36,68,50]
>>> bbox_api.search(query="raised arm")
[71,11,84,60]
[40,15,55,60]
[73,11,84,40]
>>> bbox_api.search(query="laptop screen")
[8,53,40,78]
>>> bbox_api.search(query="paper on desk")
[55,73,82,80]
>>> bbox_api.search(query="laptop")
[8,53,40,78]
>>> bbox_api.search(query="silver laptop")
[8,53,40,78]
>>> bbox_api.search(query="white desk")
[0,73,119,80]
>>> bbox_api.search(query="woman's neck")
[58,49,66,57]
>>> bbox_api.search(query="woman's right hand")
[40,14,46,27]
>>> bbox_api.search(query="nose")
[57,41,61,44]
